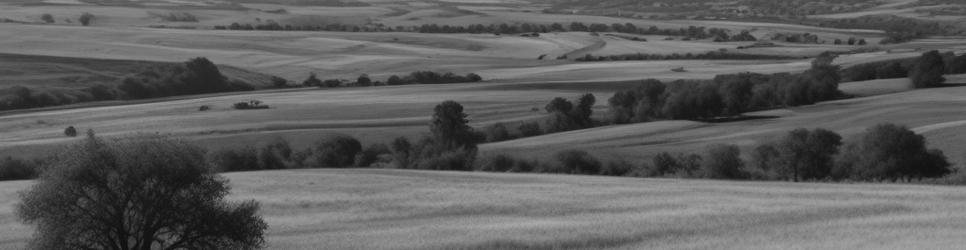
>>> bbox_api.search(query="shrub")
[414,147,477,171]
[233,100,269,110]
[211,146,260,172]
[650,152,678,177]
[356,74,372,86]
[387,75,405,85]
[518,121,543,137]
[356,143,391,167]
[79,12,94,26]
[64,126,77,137]
[483,123,513,142]
[476,153,516,172]
[555,150,601,175]
[910,50,946,88]
[390,137,412,168]
[17,134,267,249]
[601,159,635,176]
[41,14,54,23]
[314,134,363,168]
[834,123,951,181]
[701,144,745,179]
[0,156,40,181]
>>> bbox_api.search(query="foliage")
[554,150,602,175]
[313,134,363,168]
[0,156,41,181]
[834,123,951,181]
[64,126,78,137]
[910,50,946,88]
[17,134,266,249]
[78,12,94,26]
[701,144,745,179]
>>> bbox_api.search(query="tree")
[302,72,322,86]
[555,150,601,175]
[184,57,229,93]
[430,101,478,150]
[701,144,744,179]
[570,93,596,127]
[390,137,412,168]
[834,123,951,181]
[356,74,372,86]
[387,75,405,85]
[314,134,363,167]
[910,50,946,88]
[544,97,573,114]
[947,54,966,74]
[79,12,94,26]
[773,128,842,181]
[41,13,54,23]
[64,126,77,137]
[17,134,266,249]
[650,152,679,177]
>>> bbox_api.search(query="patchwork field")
[6,169,966,249]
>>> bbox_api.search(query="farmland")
[2,0,966,248]
[7,169,966,249]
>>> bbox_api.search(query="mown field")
[5,169,966,249]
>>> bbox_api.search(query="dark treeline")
[0,57,289,111]
[841,50,966,87]
[609,54,841,123]
[481,94,597,144]
[574,50,803,62]
[815,15,963,44]
[302,71,483,88]
[217,21,757,41]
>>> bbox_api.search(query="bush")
[834,123,951,181]
[356,143,391,167]
[64,126,77,137]
[41,14,54,23]
[701,144,745,179]
[600,159,635,176]
[211,146,260,172]
[78,12,94,26]
[414,147,477,171]
[17,134,266,249]
[554,150,601,175]
[233,100,269,110]
[0,156,40,181]
[483,123,513,142]
[518,121,543,137]
[476,153,517,172]
[313,134,363,168]
[910,50,946,88]
[390,137,412,168]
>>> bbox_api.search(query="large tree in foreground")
[18,133,267,250]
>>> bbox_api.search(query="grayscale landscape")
[0,0,965,249]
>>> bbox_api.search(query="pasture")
[6,169,966,249]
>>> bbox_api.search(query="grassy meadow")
[6,169,966,249]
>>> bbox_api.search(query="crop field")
[6,169,966,249]
[3,0,966,248]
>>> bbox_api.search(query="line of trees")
[841,50,965,85]
[574,50,803,62]
[608,54,841,123]
[216,21,756,41]
[0,57,287,111]
[302,71,483,88]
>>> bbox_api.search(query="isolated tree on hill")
[302,72,322,86]
[78,12,94,26]
[17,133,267,249]
[910,50,946,88]
[430,100,477,150]
[41,14,54,23]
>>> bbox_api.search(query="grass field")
[5,168,966,249]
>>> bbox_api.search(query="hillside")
[5,168,966,249]
[0,53,279,90]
